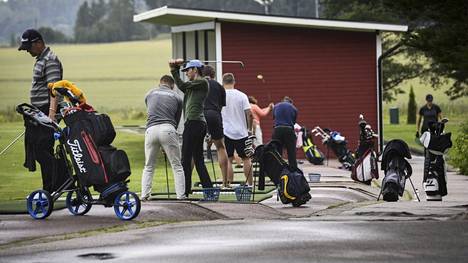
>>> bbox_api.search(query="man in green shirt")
[170,59,213,196]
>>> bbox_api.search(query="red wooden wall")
[220,22,378,158]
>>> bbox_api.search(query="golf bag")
[254,140,311,207]
[351,115,379,184]
[301,126,325,165]
[63,104,130,190]
[420,119,452,201]
[380,139,412,202]
[312,126,355,170]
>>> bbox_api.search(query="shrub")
[407,86,417,124]
[450,119,468,175]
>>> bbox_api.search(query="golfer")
[170,59,213,196]
[18,29,63,192]
[416,94,442,137]
[221,73,254,186]
[141,75,185,200]
[249,96,273,145]
[202,65,230,188]
[272,96,298,169]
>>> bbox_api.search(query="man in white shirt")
[221,73,253,186]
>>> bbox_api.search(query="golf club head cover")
[48,80,87,105]
[244,135,256,158]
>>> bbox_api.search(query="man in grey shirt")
[141,75,185,200]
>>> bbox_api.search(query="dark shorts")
[204,110,224,140]
[225,136,248,158]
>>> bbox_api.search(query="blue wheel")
[66,190,92,216]
[113,191,140,220]
[26,190,53,219]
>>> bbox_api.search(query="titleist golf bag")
[420,119,452,201]
[312,126,355,170]
[254,140,311,207]
[380,139,413,202]
[63,104,131,191]
[351,115,379,184]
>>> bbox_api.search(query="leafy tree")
[407,86,416,124]
[38,27,69,43]
[322,0,468,101]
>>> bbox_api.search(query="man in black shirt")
[202,66,230,188]
[416,94,442,137]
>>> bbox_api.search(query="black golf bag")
[63,104,131,191]
[420,119,452,201]
[301,126,325,165]
[312,126,355,170]
[351,115,379,184]
[380,139,412,202]
[254,140,311,207]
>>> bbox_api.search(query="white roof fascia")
[171,21,215,33]
[134,6,408,32]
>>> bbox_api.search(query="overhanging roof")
[134,6,408,32]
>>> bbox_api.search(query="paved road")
[1,156,467,262]
[1,219,467,263]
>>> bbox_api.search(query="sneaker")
[177,194,188,200]
[141,195,151,202]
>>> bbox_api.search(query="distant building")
[134,6,407,155]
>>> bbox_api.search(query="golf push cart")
[17,87,140,220]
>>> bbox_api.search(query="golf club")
[0,131,25,156]
[201,60,245,69]
[163,148,170,199]
[205,135,217,185]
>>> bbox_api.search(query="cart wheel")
[26,190,53,219]
[113,191,141,220]
[66,190,92,216]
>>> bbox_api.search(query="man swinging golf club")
[170,59,213,196]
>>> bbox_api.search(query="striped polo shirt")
[31,47,63,107]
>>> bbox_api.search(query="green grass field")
[0,36,172,112]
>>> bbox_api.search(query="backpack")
[278,167,311,207]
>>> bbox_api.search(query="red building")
[135,6,407,156]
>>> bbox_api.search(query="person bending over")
[141,75,185,200]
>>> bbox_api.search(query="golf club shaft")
[408,177,420,202]
[0,131,25,156]
[200,60,245,68]
[164,152,170,198]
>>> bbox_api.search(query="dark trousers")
[272,126,297,170]
[182,120,212,195]
[24,105,56,192]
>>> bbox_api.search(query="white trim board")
[171,21,215,33]
[135,6,408,32]
[215,22,223,82]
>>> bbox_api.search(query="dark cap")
[18,29,43,51]
[425,94,433,102]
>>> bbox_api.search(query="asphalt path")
[1,219,467,263]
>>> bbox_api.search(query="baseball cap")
[425,94,433,102]
[18,29,43,51]
[181,59,203,72]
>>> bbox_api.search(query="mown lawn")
[0,121,265,202]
